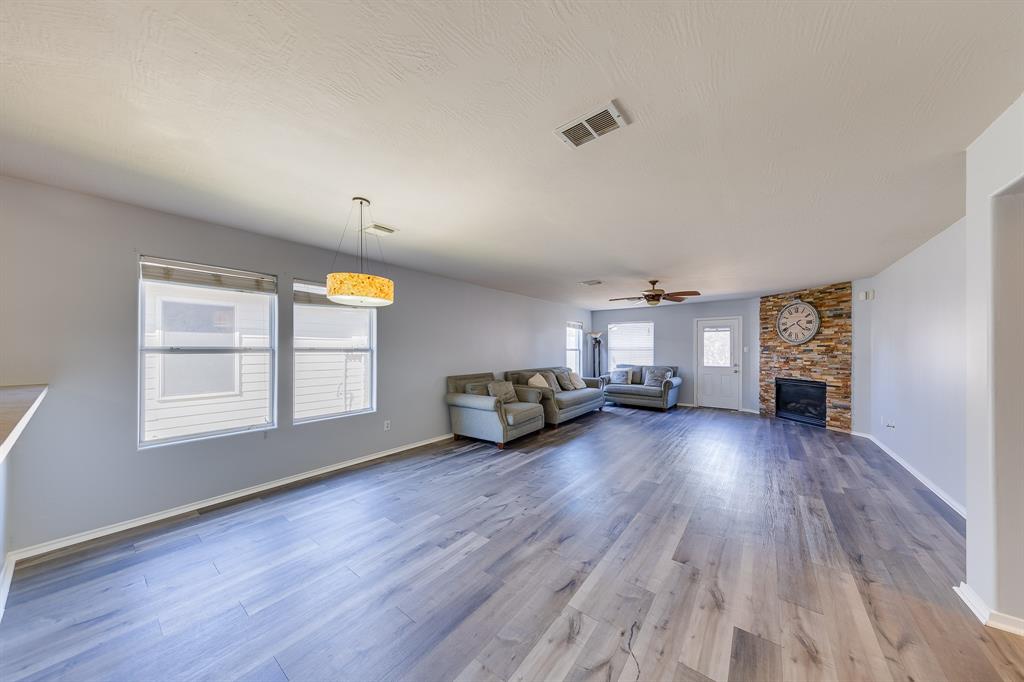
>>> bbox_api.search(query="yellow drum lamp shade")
[326,272,395,307]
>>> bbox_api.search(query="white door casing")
[694,317,742,410]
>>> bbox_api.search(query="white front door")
[696,318,742,410]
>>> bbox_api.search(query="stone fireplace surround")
[759,281,852,431]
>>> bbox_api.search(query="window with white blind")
[293,280,376,423]
[138,257,277,447]
[607,322,654,370]
[566,322,584,375]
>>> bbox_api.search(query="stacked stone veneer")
[759,281,852,431]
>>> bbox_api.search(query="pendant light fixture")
[326,196,395,307]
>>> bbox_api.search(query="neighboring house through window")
[607,321,654,369]
[293,280,376,423]
[139,257,277,447]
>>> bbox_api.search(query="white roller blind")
[608,322,654,368]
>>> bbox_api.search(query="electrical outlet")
[384,420,391,432]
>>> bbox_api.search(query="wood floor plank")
[2,406,1020,681]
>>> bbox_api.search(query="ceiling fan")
[609,280,701,306]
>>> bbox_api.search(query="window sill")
[138,423,277,451]
[293,407,376,426]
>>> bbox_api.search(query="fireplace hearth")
[775,378,826,427]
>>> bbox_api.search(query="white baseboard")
[677,403,758,415]
[0,554,15,623]
[954,581,1024,636]
[850,431,965,518]
[739,408,759,415]
[0,432,454,621]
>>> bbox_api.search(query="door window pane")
[702,327,732,367]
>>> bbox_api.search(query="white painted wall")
[0,176,591,551]
[852,218,967,512]
[591,299,760,412]
[964,93,1024,622]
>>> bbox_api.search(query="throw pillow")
[527,372,550,389]
[569,372,587,390]
[539,370,561,392]
[554,369,575,391]
[630,366,644,384]
[464,382,489,396]
[644,367,673,387]
[609,368,631,385]
[487,380,517,404]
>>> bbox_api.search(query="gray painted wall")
[0,176,591,550]
[851,217,967,510]
[591,298,760,412]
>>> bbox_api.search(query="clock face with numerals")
[776,301,820,344]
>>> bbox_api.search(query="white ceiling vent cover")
[556,102,627,148]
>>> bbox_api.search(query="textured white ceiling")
[2,1,1022,309]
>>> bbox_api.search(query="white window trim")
[566,321,584,375]
[137,263,278,450]
[292,281,378,425]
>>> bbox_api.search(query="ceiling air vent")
[556,102,627,148]
[577,279,604,287]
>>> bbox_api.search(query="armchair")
[445,373,544,448]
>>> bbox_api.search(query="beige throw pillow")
[569,372,587,390]
[527,373,549,389]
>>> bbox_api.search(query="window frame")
[137,258,278,449]
[292,279,378,425]
[566,322,584,375]
[607,321,655,370]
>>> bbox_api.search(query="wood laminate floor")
[2,407,1022,681]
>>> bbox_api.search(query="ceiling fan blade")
[662,295,687,302]
[608,296,643,302]
[665,290,701,297]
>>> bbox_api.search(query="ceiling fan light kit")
[608,280,701,306]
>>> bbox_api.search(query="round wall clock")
[776,301,820,344]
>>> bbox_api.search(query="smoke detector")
[556,102,627,147]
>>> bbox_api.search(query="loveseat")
[601,364,681,410]
[503,367,605,425]
[445,372,544,447]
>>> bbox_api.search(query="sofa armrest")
[599,374,611,385]
[446,393,500,411]
[583,377,604,389]
[664,376,682,390]
[514,386,542,403]
[514,384,555,402]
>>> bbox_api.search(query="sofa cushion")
[644,367,673,387]
[609,368,631,385]
[553,387,603,408]
[554,369,575,391]
[464,381,490,396]
[488,380,518,404]
[537,370,561,392]
[527,373,549,389]
[569,372,587,390]
[604,384,663,397]
[504,401,543,426]
[630,366,644,384]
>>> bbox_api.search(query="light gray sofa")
[445,372,544,448]
[601,364,682,410]
[503,367,605,426]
